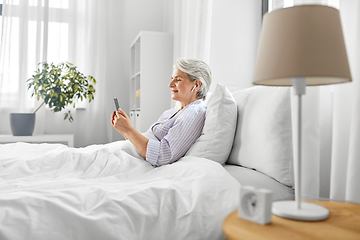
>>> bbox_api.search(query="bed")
[0,84,294,240]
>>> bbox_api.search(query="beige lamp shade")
[253,5,352,86]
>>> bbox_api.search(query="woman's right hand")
[111,109,131,139]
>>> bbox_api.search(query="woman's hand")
[110,109,149,159]
[111,109,132,139]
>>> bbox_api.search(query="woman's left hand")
[111,109,132,139]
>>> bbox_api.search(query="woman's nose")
[169,80,175,87]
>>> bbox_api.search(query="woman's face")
[169,67,197,107]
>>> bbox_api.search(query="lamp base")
[272,201,329,221]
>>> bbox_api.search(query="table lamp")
[253,5,352,221]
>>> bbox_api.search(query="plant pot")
[10,113,36,136]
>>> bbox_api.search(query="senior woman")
[111,58,212,167]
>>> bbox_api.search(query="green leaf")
[27,61,96,122]
[44,96,50,104]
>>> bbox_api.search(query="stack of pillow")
[187,83,294,188]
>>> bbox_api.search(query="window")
[0,0,70,108]
[267,0,340,12]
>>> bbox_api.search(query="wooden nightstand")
[223,201,360,240]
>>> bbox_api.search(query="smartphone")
[114,97,120,111]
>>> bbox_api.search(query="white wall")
[209,0,262,93]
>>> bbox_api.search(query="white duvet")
[0,141,240,240]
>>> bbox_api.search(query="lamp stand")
[272,77,329,221]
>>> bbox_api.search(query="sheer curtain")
[270,0,360,204]
[0,0,119,147]
[0,0,44,126]
[172,0,212,63]
[332,0,360,204]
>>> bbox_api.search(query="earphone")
[191,86,196,92]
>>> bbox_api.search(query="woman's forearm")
[111,109,149,159]
[126,128,149,159]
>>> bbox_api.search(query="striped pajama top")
[145,99,206,167]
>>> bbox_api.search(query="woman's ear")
[195,80,202,89]
[191,80,202,92]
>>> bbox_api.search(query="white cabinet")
[135,110,141,131]
[130,31,173,132]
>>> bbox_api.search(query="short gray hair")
[175,58,212,100]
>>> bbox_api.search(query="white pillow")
[186,84,237,165]
[227,86,294,187]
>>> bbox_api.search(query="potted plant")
[10,62,96,136]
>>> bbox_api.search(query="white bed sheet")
[224,164,294,201]
[0,141,240,240]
